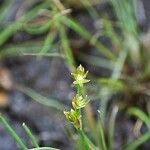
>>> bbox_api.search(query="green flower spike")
[64,109,82,129]
[72,95,90,110]
[71,64,90,87]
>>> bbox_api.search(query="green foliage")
[20,86,68,111]
[0,115,59,150]
[22,123,39,148]
[0,115,28,150]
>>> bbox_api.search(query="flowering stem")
[77,85,82,96]
[76,84,84,126]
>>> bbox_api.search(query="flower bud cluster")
[64,65,90,129]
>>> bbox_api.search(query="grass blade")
[60,25,75,69]
[124,131,150,150]
[108,105,118,150]
[29,147,59,150]
[22,123,39,148]
[128,107,150,130]
[63,17,115,60]
[19,86,68,111]
[97,110,107,150]
[0,115,28,150]
[23,52,65,58]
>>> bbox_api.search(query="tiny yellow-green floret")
[64,109,82,129]
[71,64,90,87]
[72,95,90,110]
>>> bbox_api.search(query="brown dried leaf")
[0,90,9,108]
[0,66,13,90]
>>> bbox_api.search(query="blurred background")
[0,0,150,150]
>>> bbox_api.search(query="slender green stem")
[0,115,28,150]
[78,129,97,150]
[22,123,39,148]
[77,85,83,96]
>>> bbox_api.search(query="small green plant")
[64,65,150,150]
[0,0,150,149]
[64,64,97,150]
[0,66,150,150]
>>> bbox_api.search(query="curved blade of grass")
[0,22,22,47]
[21,0,51,22]
[0,0,14,21]
[111,49,128,79]
[0,115,28,150]
[23,52,65,58]
[24,21,52,35]
[40,31,56,54]
[60,25,75,69]
[29,147,59,150]
[108,105,118,150]
[128,107,150,130]
[0,1,50,47]
[124,131,150,150]
[0,42,43,58]
[97,110,107,150]
[22,123,39,148]
[19,86,68,111]
[62,17,115,60]
[99,49,128,123]
[77,52,114,69]
[81,0,99,20]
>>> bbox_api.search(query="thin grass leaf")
[23,52,65,58]
[128,107,150,130]
[40,32,56,54]
[124,131,150,150]
[102,19,122,50]
[98,78,126,92]
[99,49,128,122]
[21,0,51,22]
[0,115,28,150]
[109,0,140,64]
[19,86,68,111]
[111,49,128,79]
[0,1,51,47]
[0,0,14,22]
[81,0,99,20]
[77,52,114,70]
[60,25,75,69]
[0,42,43,58]
[0,22,21,47]
[62,17,115,60]
[97,110,107,150]
[29,147,59,150]
[24,21,52,35]
[22,123,39,148]
[108,105,118,150]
